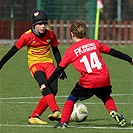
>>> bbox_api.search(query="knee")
[52,89,58,96]
[41,85,58,96]
[49,80,58,96]
[67,94,78,102]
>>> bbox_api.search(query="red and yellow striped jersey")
[15,29,58,67]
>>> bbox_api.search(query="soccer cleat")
[110,110,126,127]
[28,116,48,125]
[54,122,68,129]
[48,111,61,121]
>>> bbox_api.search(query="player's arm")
[40,66,65,91]
[52,46,61,65]
[52,46,67,79]
[108,48,132,63]
[0,45,19,70]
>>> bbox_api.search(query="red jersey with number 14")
[59,38,111,88]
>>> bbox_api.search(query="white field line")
[0,124,133,130]
[0,94,133,130]
[0,102,132,105]
[0,94,132,105]
[0,94,132,100]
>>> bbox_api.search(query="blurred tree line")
[101,0,133,21]
[0,0,133,21]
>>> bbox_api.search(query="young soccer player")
[42,20,133,128]
[0,10,67,124]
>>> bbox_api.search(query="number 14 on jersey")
[80,52,102,73]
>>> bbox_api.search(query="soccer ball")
[70,103,88,122]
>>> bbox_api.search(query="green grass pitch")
[0,44,133,133]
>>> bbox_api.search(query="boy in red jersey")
[42,20,133,128]
[0,10,67,124]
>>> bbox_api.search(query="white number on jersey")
[80,52,102,73]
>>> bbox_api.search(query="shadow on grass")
[70,118,133,128]
[70,118,105,126]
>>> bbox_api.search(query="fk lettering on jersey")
[74,43,96,57]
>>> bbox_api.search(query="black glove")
[0,61,3,70]
[59,71,67,80]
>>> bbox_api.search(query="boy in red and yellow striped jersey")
[0,10,67,124]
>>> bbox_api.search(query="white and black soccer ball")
[70,103,88,122]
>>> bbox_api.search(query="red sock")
[104,96,117,113]
[44,94,60,112]
[60,100,75,124]
[30,96,48,118]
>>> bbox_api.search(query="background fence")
[0,0,133,44]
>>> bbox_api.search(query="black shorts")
[71,83,112,103]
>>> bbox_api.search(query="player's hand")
[130,59,133,65]
[40,84,46,92]
[59,71,67,80]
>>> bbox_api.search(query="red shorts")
[30,62,55,79]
